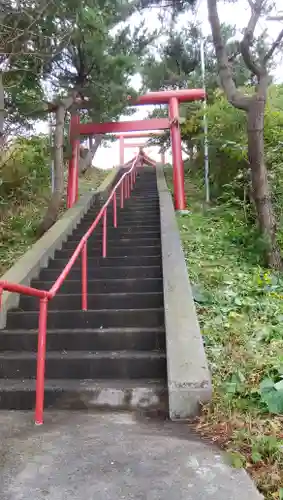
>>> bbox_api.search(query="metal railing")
[0,154,141,425]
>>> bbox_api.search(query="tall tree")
[0,0,71,142]
[38,0,154,234]
[206,0,283,268]
[142,0,283,268]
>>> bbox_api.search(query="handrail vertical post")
[113,192,117,228]
[120,181,124,209]
[102,208,107,258]
[35,296,49,425]
[82,242,88,311]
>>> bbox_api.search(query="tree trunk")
[79,135,103,174]
[37,104,66,236]
[247,96,282,269]
[38,94,77,236]
[0,72,4,148]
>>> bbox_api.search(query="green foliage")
[165,170,283,498]
[49,0,153,124]
[189,85,283,212]
[0,135,51,274]
[260,378,283,414]
[142,26,201,91]
[0,136,50,206]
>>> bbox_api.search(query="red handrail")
[0,154,142,425]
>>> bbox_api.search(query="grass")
[165,168,283,500]
[78,166,111,195]
[0,190,50,275]
[0,167,111,276]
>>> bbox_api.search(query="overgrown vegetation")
[0,136,50,274]
[78,166,111,195]
[166,168,283,499]
[0,136,109,274]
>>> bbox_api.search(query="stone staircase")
[0,168,167,414]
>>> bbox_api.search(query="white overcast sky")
[39,0,283,168]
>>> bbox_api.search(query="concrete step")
[38,265,162,281]
[0,379,168,412]
[47,256,161,269]
[68,231,161,244]
[31,277,163,294]
[111,204,159,211]
[63,238,161,249]
[19,292,164,311]
[0,351,166,379]
[77,225,160,235]
[55,246,161,259]
[83,215,160,224]
[0,327,165,351]
[99,203,160,211]
[72,226,161,235]
[105,198,159,204]
[74,225,161,236]
[6,308,165,330]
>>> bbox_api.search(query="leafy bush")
[0,135,51,207]
[188,85,283,205]
[0,135,51,274]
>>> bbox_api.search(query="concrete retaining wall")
[156,166,212,419]
[0,167,119,329]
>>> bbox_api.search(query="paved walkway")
[0,411,262,499]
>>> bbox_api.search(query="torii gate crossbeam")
[79,118,169,136]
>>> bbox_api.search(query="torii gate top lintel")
[127,89,205,106]
[115,131,165,140]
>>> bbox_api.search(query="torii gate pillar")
[168,97,185,210]
[119,135,124,165]
[67,114,80,208]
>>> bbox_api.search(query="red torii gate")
[123,144,165,164]
[68,88,204,211]
[118,131,165,165]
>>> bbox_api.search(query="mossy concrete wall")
[156,166,212,419]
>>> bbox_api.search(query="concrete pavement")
[0,411,262,499]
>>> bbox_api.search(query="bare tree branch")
[207,0,250,110]
[239,0,265,77]
[263,28,283,63]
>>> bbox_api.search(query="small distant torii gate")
[117,131,165,165]
[68,89,205,211]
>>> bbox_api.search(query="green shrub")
[188,85,283,206]
[0,135,51,207]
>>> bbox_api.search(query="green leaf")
[251,451,262,464]
[279,488,283,500]
[261,389,283,414]
[225,382,237,394]
[259,378,274,393]
[227,451,246,469]
[191,284,208,304]
[234,297,242,306]
[274,379,283,391]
